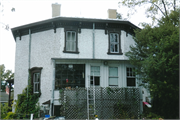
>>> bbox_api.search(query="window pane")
[114,44,118,52]
[110,33,119,53]
[66,32,71,41]
[91,66,100,76]
[109,78,118,86]
[90,76,100,86]
[72,32,76,41]
[110,34,114,42]
[71,41,75,51]
[110,44,114,52]
[34,83,38,92]
[127,78,136,86]
[66,41,70,51]
[55,64,85,89]
[66,31,76,51]
[109,67,118,76]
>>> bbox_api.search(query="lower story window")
[29,67,42,94]
[90,66,100,86]
[127,67,136,86]
[55,64,85,89]
[109,67,118,86]
[33,73,40,93]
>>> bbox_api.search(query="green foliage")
[141,111,163,119]
[0,64,14,91]
[125,10,179,118]
[14,85,41,118]
[119,0,179,26]
[1,103,12,119]
[4,112,17,119]
[116,12,122,19]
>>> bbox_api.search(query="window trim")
[63,27,79,54]
[107,29,123,55]
[108,67,118,86]
[90,66,101,86]
[29,67,43,94]
[126,67,136,87]
[55,64,85,89]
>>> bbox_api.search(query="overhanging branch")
[148,1,166,16]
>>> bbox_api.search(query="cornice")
[11,17,141,41]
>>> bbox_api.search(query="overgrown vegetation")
[14,84,41,119]
[0,103,12,119]
[0,64,14,91]
[125,10,179,119]
[1,72,41,119]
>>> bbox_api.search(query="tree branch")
[174,0,176,11]
[162,0,168,16]
[148,1,166,16]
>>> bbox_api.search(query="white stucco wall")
[14,27,141,106]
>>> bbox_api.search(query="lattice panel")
[59,87,141,119]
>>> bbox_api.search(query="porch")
[57,87,142,119]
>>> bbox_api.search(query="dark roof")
[11,16,141,41]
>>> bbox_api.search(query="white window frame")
[126,67,136,87]
[66,31,76,51]
[110,33,119,53]
[33,73,40,93]
[90,66,100,86]
[109,67,118,86]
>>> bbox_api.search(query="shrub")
[0,103,12,119]
[4,112,17,119]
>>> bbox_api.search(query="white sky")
[0,0,152,72]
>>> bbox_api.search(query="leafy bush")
[4,112,17,119]
[14,85,41,118]
[0,103,12,119]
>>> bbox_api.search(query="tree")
[125,10,179,118]
[0,1,15,30]
[119,0,178,26]
[0,64,14,91]
[116,12,123,19]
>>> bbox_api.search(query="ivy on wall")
[13,72,41,119]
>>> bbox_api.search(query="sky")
[0,0,153,72]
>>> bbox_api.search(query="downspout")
[27,29,31,99]
[51,60,55,116]
[92,23,95,59]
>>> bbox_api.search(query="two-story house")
[11,4,150,119]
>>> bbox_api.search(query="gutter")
[27,29,31,98]
[92,23,95,59]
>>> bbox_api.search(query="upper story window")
[126,67,136,87]
[63,27,79,54]
[107,30,122,55]
[66,31,76,51]
[29,67,43,93]
[110,33,119,53]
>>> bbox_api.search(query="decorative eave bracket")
[105,23,108,35]
[78,22,82,33]
[52,22,56,33]
[17,30,21,40]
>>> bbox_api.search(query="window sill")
[107,52,123,55]
[63,51,79,54]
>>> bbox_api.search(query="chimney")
[52,3,61,17]
[107,9,117,19]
